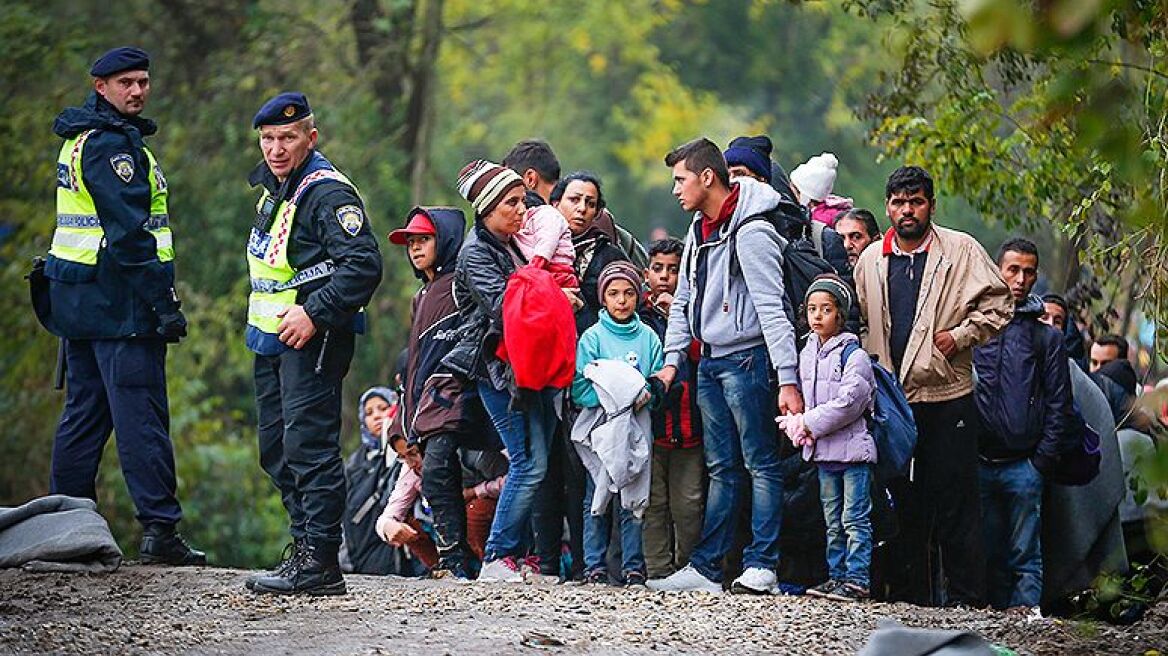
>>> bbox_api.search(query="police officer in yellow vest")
[46,47,204,565]
[245,93,383,596]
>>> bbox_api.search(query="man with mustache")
[854,166,1013,607]
[244,93,383,595]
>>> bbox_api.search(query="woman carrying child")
[779,274,875,602]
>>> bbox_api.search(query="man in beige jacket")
[854,166,1013,607]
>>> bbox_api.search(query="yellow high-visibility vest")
[51,129,172,265]
[245,161,357,354]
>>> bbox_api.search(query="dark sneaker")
[585,568,610,585]
[252,544,346,596]
[245,540,306,591]
[805,579,843,599]
[623,570,647,587]
[824,582,869,602]
[139,525,207,566]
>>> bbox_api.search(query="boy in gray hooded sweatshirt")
[648,138,804,595]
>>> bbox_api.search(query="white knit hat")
[789,152,839,203]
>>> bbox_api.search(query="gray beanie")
[805,274,853,317]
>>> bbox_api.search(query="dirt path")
[0,565,1164,655]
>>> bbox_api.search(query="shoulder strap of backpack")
[810,220,826,258]
[727,211,782,279]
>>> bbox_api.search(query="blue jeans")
[583,474,645,575]
[688,345,783,581]
[979,458,1043,608]
[819,464,873,587]
[478,382,560,561]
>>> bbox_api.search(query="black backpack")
[728,203,838,338]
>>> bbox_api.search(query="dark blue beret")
[90,47,150,78]
[253,92,312,129]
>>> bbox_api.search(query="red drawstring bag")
[495,265,576,390]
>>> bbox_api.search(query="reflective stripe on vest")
[245,160,357,353]
[52,130,173,265]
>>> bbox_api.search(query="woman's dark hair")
[1041,293,1069,314]
[549,171,606,210]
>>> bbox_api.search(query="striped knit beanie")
[457,159,524,219]
[805,273,853,317]
[597,260,643,304]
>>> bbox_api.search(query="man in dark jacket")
[974,238,1076,610]
[246,93,383,596]
[46,47,203,565]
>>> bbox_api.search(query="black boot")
[245,538,306,591]
[139,524,207,566]
[251,542,345,596]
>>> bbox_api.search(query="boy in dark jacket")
[388,207,496,578]
[639,238,706,578]
[974,238,1077,610]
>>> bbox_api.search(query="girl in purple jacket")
[778,274,876,602]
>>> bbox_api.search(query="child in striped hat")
[457,159,579,289]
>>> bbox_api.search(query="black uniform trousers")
[887,394,987,607]
[50,338,182,526]
[255,329,354,547]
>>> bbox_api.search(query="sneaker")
[805,579,843,599]
[139,524,207,566]
[623,570,647,587]
[585,568,610,585]
[245,539,306,591]
[522,555,558,585]
[252,543,346,596]
[646,564,722,594]
[478,556,524,583]
[731,567,777,595]
[823,582,869,602]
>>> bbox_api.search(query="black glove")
[157,310,188,342]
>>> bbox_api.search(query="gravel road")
[0,565,1163,655]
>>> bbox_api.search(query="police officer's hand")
[277,304,317,349]
[157,310,188,343]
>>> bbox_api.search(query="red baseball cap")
[388,208,437,245]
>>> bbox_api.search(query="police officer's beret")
[90,47,150,78]
[253,92,313,129]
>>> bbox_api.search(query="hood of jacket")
[720,177,785,234]
[408,207,466,281]
[1097,358,1138,397]
[1015,294,1045,318]
[54,92,157,142]
[358,386,397,450]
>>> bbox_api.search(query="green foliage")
[2,0,1017,567]
[850,0,1168,333]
